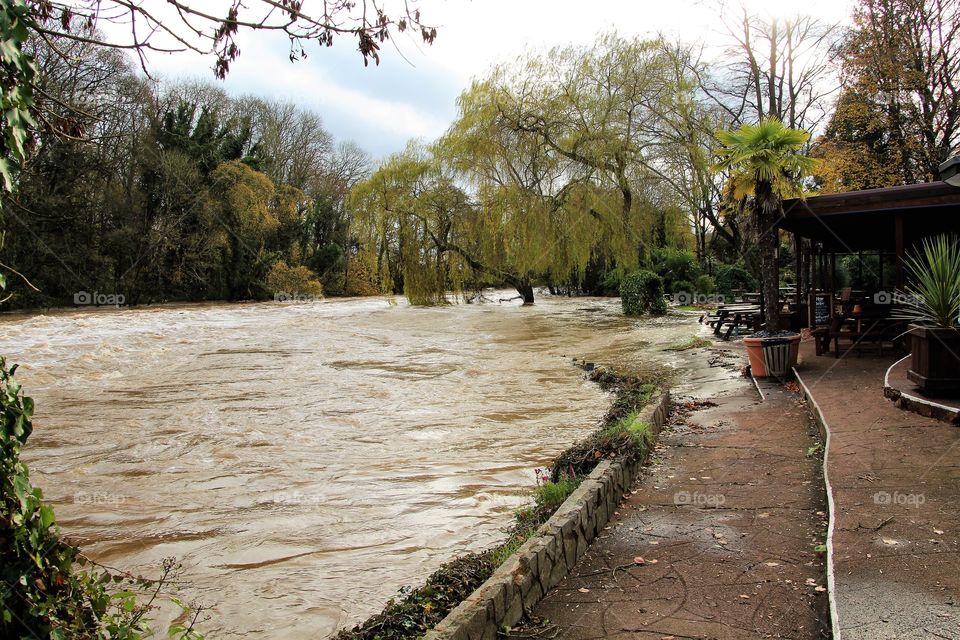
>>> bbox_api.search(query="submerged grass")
[335,365,664,640]
[665,335,713,351]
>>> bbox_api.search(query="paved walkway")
[796,341,960,639]
[512,370,830,639]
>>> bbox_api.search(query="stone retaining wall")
[423,388,671,640]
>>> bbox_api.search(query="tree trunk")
[517,282,535,305]
[755,186,781,333]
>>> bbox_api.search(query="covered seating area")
[780,182,960,359]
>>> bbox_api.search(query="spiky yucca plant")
[899,234,960,328]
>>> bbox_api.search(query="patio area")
[795,338,960,639]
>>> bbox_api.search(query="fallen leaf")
[815,586,827,592]
[764,562,780,567]
[805,578,817,585]
[633,556,646,564]
[578,587,590,593]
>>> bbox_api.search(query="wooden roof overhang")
[781,182,960,252]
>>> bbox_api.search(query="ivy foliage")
[0,0,36,193]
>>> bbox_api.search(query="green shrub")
[651,248,700,292]
[900,234,960,328]
[620,270,667,316]
[671,279,693,295]
[694,274,716,295]
[715,265,758,297]
[266,260,324,298]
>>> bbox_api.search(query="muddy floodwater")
[0,294,718,638]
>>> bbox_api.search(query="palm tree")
[714,118,816,333]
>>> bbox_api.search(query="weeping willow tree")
[350,33,695,306]
[349,144,472,304]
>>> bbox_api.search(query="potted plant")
[898,234,960,396]
[714,119,815,377]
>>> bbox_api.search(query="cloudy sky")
[123,0,855,159]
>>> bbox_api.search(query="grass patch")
[608,412,655,451]
[664,336,713,351]
[489,475,582,567]
[534,475,582,512]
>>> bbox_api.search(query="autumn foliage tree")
[816,0,960,188]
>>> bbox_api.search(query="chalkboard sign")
[809,293,833,327]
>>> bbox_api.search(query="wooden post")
[895,214,905,289]
[857,250,863,289]
[794,233,802,305]
[879,249,884,290]
[830,251,837,293]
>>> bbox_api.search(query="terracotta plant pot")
[744,333,801,378]
[907,324,960,397]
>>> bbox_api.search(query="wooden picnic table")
[703,305,761,339]
[813,312,909,357]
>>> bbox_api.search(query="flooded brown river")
[0,294,717,638]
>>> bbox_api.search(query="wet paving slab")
[510,369,830,639]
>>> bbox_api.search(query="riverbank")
[335,366,670,639]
